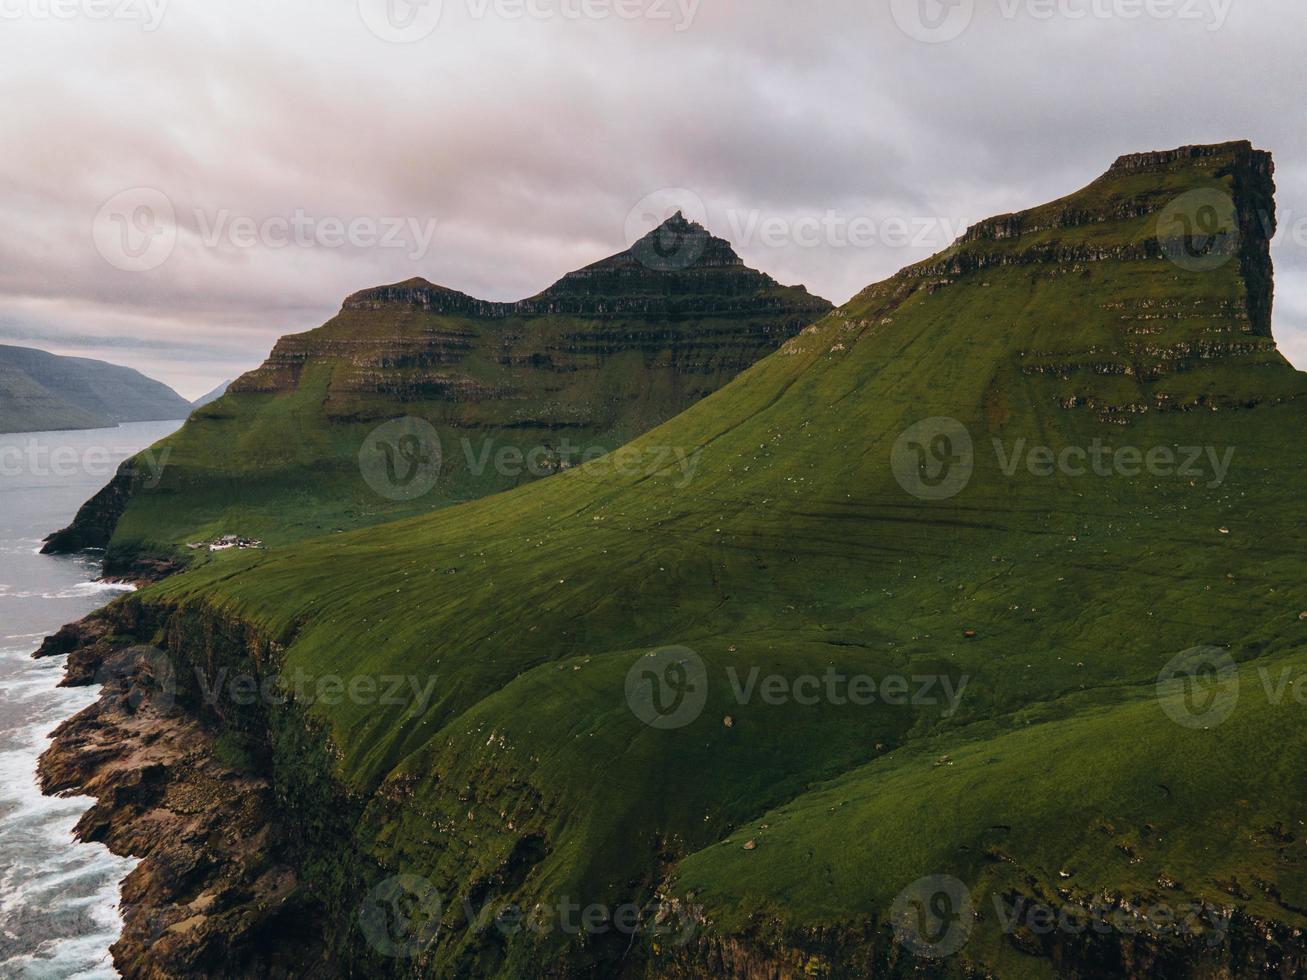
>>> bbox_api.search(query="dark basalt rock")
[41,466,134,554]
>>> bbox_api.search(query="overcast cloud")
[1,0,1304,397]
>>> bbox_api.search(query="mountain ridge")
[0,344,192,434]
[44,213,831,570]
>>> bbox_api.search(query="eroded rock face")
[36,612,334,980]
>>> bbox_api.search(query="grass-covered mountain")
[57,143,1307,978]
[42,214,830,567]
[0,344,192,433]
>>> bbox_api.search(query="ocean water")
[0,421,183,979]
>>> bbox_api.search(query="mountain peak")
[619,208,742,273]
[337,214,828,320]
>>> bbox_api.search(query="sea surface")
[0,421,183,979]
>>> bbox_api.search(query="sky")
[1,0,1305,398]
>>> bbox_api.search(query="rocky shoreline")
[34,613,331,979]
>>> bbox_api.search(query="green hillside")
[43,214,830,572]
[110,142,1307,977]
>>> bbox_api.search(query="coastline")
[0,421,189,976]
[34,608,328,979]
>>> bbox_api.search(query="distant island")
[0,344,193,434]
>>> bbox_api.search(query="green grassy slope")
[139,142,1307,976]
[45,215,829,569]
